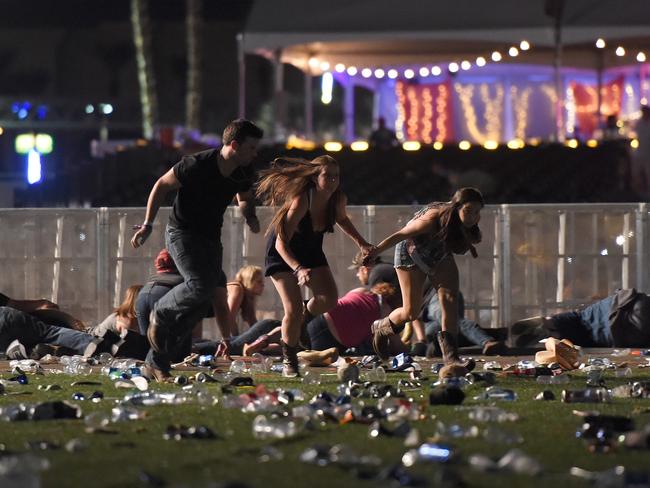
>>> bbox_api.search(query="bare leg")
[306,266,338,315]
[270,272,303,346]
[430,257,459,335]
[388,267,428,326]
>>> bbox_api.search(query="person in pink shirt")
[306,282,406,355]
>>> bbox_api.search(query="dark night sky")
[0,0,254,28]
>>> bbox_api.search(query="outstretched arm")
[373,207,439,255]
[237,190,260,234]
[335,193,373,254]
[131,168,181,248]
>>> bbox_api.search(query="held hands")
[246,215,260,234]
[131,224,152,248]
[361,244,378,266]
[295,267,311,286]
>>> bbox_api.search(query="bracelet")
[142,221,153,228]
[293,265,305,275]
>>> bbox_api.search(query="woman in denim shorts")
[365,188,484,375]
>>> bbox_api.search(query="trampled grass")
[0,356,649,488]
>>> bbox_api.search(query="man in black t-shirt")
[131,119,263,381]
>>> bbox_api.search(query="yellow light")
[458,140,471,150]
[616,120,624,128]
[616,46,625,57]
[565,139,579,148]
[361,68,372,78]
[419,67,430,77]
[631,138,640,149]
[433,141,444,150]
[15,134,35,154]
[508,47,519,57]
[350,141,369,151]
[507,139,524,149]
[324,141,343,152]
[448,62,459,73]
[596,38,606,49]
[286,135,317,151]
[483,140,498,150]
[346,66,357,76]
[0,127,3,135]
[402,141,421,151]
[461,60,471,70]
[520,40,530,51]
[308,57,319,69]
[136,139,147,146]
[431,66,442,76]
[528,137,541,146]
[335,63,345,73]
[475,56,486,67]
[586,139,598,147]
[404,69,415,79]
[491,51,502,62]
[637,52,647,63]
[388,69,399,79]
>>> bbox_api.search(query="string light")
[638,52,647,63]
[361,68,372,78]
[508,47,519,57]
[476,56,486,67]
[460,60,471,70]
[421,87,434,143]
[404,69,415,79]
[511,86,531,139]
[491,51,502,62]
[519,40,530,51]
[388,69,399,79]
[431,66,442,76]
[448,62,459,73]
[319,61,330,71]
[616,46,625,57]
[406,85,420,140]
[395,82,406,140]
[374,68,385,78]
[335,63,345,73]
[346,66,358,76]
[433,141,444,150]
[596,38,606,49]
[436,83,449,142]
[459,140,471,150]
[419,67,430,77]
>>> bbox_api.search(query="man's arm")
[236,190,260,233]
[131,168,181,248]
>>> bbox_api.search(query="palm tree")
[185,0,202,132]
[130,0,158,140]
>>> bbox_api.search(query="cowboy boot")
[371,316,396,361]
[281,340,300,378]
[437,331,476,371]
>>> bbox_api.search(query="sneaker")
[30,343,59,360]
[6,340,28,360]
[147,311,167,353]
[142,364,173,383]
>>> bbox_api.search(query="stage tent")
[239,0,650,143]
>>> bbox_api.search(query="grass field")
[0,354,649,488]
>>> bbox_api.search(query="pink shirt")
[327,290,380,347]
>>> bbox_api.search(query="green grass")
[0,360,649,488]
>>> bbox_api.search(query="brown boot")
[143,364,174,383]
[437,331,475,371]
[371,317,396,360]
[281,341,300,378]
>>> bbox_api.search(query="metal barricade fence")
[0,204,647,339]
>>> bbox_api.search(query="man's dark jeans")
[0,306,95,355]
[146,225,226,371]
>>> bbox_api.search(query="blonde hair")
[256,155,340,239]
[114,284,143,319]
[235,265,263,291]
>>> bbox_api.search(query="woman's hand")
[295,267,311,287]
[362,245,378,266]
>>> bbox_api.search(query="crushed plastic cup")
[84,412,111,429]
[474,386,518,401]
[98,353,113,365]
[249,353,268,373]
[229,359,247,374]
[111,406,145,422]
[302,371,321,386]
[435,421,479,439]
[252,414,303,440]
[468,453,498,472]
[536,373,569,385]
[366,366,386,382]
[483,425,524,444]
[466,406,519,423]
[497,449,543,476]
[402,443,454,466]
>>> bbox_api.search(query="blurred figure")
[369,117,399,151]
[631,105,650,197]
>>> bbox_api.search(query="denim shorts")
[395,240,448,275]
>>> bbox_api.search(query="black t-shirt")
[0,292,9,307]
[168,148,254,239]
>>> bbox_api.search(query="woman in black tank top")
[257,156,373,377]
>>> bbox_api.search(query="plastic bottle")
[536,373,569,385]
[475,386,518,401]
[561,387,611,403]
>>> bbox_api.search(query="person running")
[256,155,373,377]
[365,187,484,375]
[130,119,263,382]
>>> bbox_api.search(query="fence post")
[500,205,511,329]
[636,203,647,292]
[97,207,110,323]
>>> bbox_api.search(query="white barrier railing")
[1,204,647,339]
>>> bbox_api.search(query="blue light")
[36,105,48,120]
[27,149,42,184]
[11,102,20,113]
[17,108,28,120]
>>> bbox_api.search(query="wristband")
[142,222,153,228]
[293,265,305,275]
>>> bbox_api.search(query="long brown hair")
[256,155,341,239]
[114,284,143,319]
[435,187,484,254]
